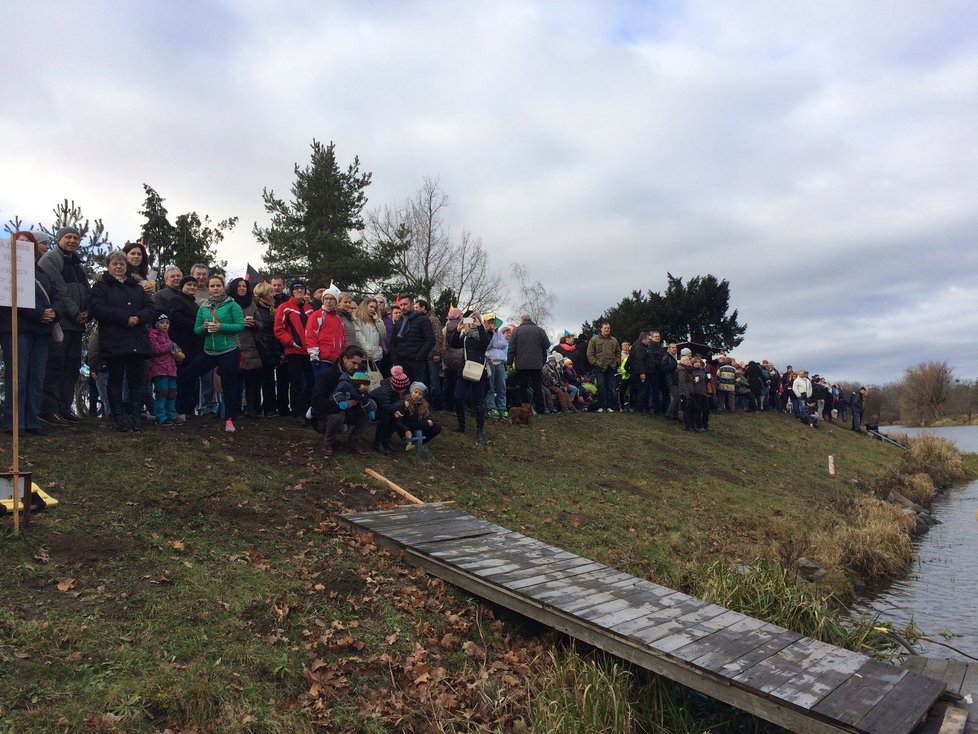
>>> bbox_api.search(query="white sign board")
[0,238,36,309]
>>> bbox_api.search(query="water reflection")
[855,425,978,659]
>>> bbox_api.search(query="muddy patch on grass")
[596,478,650,497]
[319,567,369,599]
[39,529,134,565]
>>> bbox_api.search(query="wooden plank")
[922,658,951,683]
[672,616,773,663]
[938,706,968,734]
[382,518,499,545]
[733,637,838,693]
[959,661,978,697]
[471,555,599,582]
[610,593,704,638]
[903,655,929,675]
[765,645,868,710]
[854,671,945,734]
[511,566,634,595]
[710,628,804,677]
[535,572,640,611]
[483,559,607,589]
[652,609,745,655]
[341,503,462,528]
[812,659,908,726]
[943,659,969,694]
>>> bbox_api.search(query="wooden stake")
[364,468,424,505]
[8,234,20,534]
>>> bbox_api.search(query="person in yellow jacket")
[586,322,620,412]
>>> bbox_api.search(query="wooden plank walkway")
[902,656,976,733]
[340,503,948,734]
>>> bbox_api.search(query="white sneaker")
[596,408,605,413]
[607,408,616,413]
[225,419,236,433]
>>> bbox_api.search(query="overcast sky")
[3,1,977,385]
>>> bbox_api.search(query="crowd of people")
[1,228,872,455]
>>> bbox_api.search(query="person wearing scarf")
[177,274,245,432]
[251,282,283,416]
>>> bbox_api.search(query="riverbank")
[1,412,972,731]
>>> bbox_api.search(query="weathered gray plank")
[943,659,969,694]
[922,657,952,682]
[671,616,771,664]
[854,671,945,734]
[610,592,702,638]
[485,559,607,590]
[812,659,908,725]
[733,637,837,693]
[341,503,462,527]
[765,645,868,710]
[382,518,499,544]
[959,660,978,697]
[902,655,928,674]
[653,609,745,655]
[712,628,805,677]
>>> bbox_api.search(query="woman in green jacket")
[177,275,245,432]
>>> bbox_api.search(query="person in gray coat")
[37,226,91,424]
[507,315,549,414]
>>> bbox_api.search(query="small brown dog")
[507,404,533,425]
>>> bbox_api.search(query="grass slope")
[0,411,904,732]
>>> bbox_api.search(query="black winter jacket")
[89,273,157,358]
[508,321,549,370]
[392,310,435,362]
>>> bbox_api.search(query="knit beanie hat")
[448,307,462,320]
[389,365,410,391]
[409,381,427,395]
[351,371,371,385]
[155,313,170,326]
[34,230,52,245]
[289,279,306,292]
[178,275,197,289]
[55,225,81,243]
[547,353,558,363]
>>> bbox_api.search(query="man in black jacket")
[37,226,91,424]
[661,342,681,419]
[507,315,549,414]
[628,332,652,413]
[648,330,668,415]
[391,296,435,384]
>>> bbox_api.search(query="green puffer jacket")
[194,297,245,354]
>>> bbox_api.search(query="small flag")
[245,263,264,283]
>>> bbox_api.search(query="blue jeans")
[1,331,49,431]
[486,361,508,412]
[594,367,616,410]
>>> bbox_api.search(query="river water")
[855,425,978,659]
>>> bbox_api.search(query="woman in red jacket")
[273,280,313,421]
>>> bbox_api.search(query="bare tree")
[510,262,556,329]
[365,176,504,312]
[898,361,953,425]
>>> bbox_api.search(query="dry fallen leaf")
[170,540,185,552]
[56,578,76,592]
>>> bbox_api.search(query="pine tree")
[41,199,112,278]
[137,184,234,275]
[253,139,393,289]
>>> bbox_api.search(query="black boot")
[454,402,466,433]
[474,405,486,444]
[112,413,130,433]
[130,405,143,434]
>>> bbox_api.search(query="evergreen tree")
[40,199,112,278]
[137,184,234,275]
[584,273,746,351]
[253,139,393,289]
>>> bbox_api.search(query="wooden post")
[8,234,20,533]
[364,468,425,505]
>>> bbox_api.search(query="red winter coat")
[304,306,346,363]
[274,298,313,357]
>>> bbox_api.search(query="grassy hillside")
[0,411,946,732]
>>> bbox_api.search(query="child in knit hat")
[392,382,441,457]
[148,314,182,425]
[369,365,410,455]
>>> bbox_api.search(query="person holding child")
[310,345,372,456]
